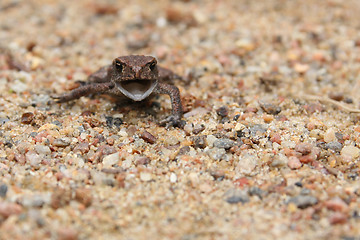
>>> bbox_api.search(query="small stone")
[34,144,51,155]
[324,128,336,143]
[50,188,71,209]
[192,124,205,134]
[324,197,349,212]
[170,172,177,183]
[199,183,212,193]
[295,142,313,155]
[177,146,190,156]
[0,202,22,218]
[191,135,206,149]
[259,102,281,115]
[224,189,249,204]
[329,212,348,225]
[235,154,258,176]
[21,112,34,124]
[294,63,309,73]
[75,188,92,207]
[0,184,8,197]
[216,106,229,117]
[324,141,343,152]
[57,228,78,240]
[140,172,153,182]
[328,92,344,101]
[341,146,360,159]
[188,172,199,187]
[102,152,120,168]
[206,135,217,147]
[25,151,41,167]
[141,131,156,144]
[288,195,318,209]
[249,124,267,136]
[53,138,71,147]
[73,142,90,154]
[248,187,267,199]
[213,138,234,150]
[287,156,302,169]
[134,156,150,166]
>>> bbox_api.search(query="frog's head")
[111,55,159,101]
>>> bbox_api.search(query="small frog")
[53,55,184,127]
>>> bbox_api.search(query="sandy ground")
[1,0,360,239]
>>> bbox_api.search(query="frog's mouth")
[116,80,158,101]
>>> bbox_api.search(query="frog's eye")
[114,59,124,72]
[149,61,157,71]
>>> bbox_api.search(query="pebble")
[134,156,151,166]
[329,212,348,225]
[213,138,235,150]
[224,189,250,204]
[170,172,177,183]
[57,228,78,240]
[206,148,227,161]
[287,156,302,169]
[295,142,313,155]
[324,197,349,212]
[191,135,206,149]
[288,195,318,209]
[248,187,267,199]
[25,151,41,167]
[102,152,120,168]
[141,131,157,144]
[259,102,281,115]
[249,124,267,137]
[0,202,22,218]
[140,172,153,182]
[75,188,92,207]
[216,106,229,117]
[235,154,258,176]
[21,112,34,124]
[324,141,343,152]
[192,124,205,134]
[53,138,71,147]
[341,146,360,159]
[35,144,51,155]
[324,128,336,143]
[0,184,8,197]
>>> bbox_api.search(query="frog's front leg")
[53,82,114,103]
[155,82,184,128]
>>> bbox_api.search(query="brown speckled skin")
[54,55,183,127]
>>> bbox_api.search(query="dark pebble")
[141,131,156,144]
[259,102,281,115]
[328,92,344,101]
[248,187,267,199]
[216,106,229,117]
[0,184,8,197]
[178,146,190,156]
[134,156,151,166]
[225,189,249,204]
[288,195,318,209]
[233,114,240,121]
[105,116,123,128]
[191,135,206,149]
[21,112,34,124]
[213,138,235,150]
[53,138,71,147]
[249,124,267,137]
[324,141,343,152]
[192,124,205,134]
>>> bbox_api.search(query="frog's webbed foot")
[159,115,186,129]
